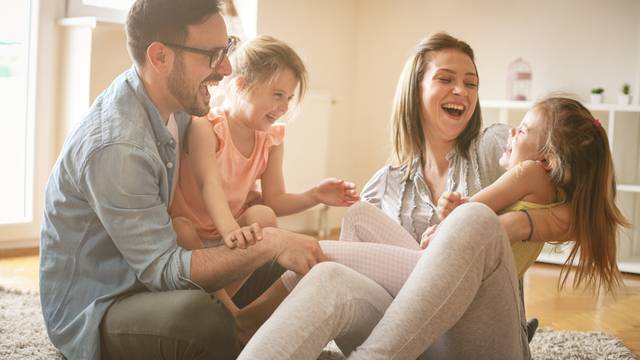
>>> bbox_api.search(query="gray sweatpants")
[238,203,530,360]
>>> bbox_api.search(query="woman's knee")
[449,202,499,227]
[242,205,277,227]
[442,202,504,244]
[341,201,374,228]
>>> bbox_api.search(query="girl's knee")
[243,205,277,227]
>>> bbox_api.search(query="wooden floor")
[1,253,639,355]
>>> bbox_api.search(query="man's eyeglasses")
[164,36,239,69]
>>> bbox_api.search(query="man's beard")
[168,56,209,117]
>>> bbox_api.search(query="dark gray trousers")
[100,261,284,360]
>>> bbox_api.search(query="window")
[0,0,34,225]
[65,0,134,23]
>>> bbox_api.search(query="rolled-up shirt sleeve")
[80,143,193,291]
[477,123,509,186]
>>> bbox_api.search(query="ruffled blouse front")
[360,124,509,241]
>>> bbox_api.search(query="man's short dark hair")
[126,0,223,68]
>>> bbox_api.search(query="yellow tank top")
[503,194,564,278]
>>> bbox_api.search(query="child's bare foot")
[232,279,290,345]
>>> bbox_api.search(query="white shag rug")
[1,286,636,360]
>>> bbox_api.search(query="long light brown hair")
[535,97,628,293]
[391,32,482,172]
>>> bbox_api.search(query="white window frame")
[0,0,64,250]
[65,0,131,23]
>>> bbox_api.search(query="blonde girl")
[169,35,359,314]
[437,96,628,292]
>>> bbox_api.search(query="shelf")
[57,17,123,28]
[536,251,640,274]
[480,99,640,112]
[618,259,640,274]
[618,184,640,193]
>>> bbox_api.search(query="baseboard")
[0,238,39,257]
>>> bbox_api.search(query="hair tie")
[593,118,601,128]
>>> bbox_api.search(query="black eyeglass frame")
[164,36,239,68]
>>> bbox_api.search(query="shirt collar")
[126,66,175,147]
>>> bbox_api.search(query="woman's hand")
[222,223,263,249]
[312,178,360,207]
[420,224,438,249]
[437,191,468,220]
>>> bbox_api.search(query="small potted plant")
[618,83,631,105]
[590,87,604,104]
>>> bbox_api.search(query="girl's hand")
[420,224,438,249]
[313,178,360,207]
[437,191,468,220]
[223,223,263,249]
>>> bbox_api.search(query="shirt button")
[166,162,174,169]
[157,141,161,146]
[170,139,174,145]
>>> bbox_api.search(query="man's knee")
[102,290,239,359]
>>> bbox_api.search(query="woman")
[238,32,570,359]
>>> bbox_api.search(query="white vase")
[618,94,631,105]
[590,94,603,104]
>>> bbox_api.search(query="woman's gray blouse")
[361,124,509,241]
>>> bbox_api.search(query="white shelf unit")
[480,100,640,274]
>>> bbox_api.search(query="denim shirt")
[361,124,509,241]
[40,67,195,359]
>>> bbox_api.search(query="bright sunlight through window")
[0,0,33,224]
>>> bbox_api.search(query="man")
[40,1,324,358]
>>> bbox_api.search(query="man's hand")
[222,223,262,249]
[271,229,328,275]
[312,178,360,207]
[437,191,468,220]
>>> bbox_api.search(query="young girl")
[235,96,628,345]
[169,35,359,314]
[434,96,628,291]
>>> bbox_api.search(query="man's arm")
[82,145,194,291]
[191,227,327,292]
[499,205,572,244]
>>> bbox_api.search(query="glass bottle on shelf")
[507,58,532,101]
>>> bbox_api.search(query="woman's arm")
[261,144,358,217]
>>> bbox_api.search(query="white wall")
[352,0,640,183]
[257,0,358,229]
[255,0,640,232]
